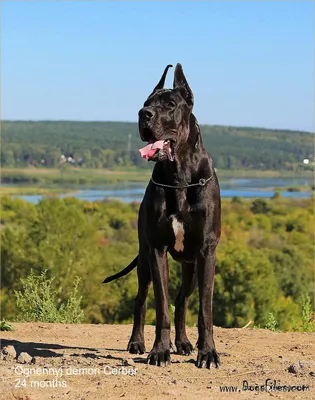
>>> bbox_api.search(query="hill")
[1,121,313,170]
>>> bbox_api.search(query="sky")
[2,1,314,131]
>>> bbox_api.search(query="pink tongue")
[139,140,165,159]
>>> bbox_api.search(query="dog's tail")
[102,255,138,284]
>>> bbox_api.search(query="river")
[9,177,313,204]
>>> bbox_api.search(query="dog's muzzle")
[138,107,176,162]
[139,139,174,162]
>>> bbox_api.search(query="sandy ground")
[1,323,314,400]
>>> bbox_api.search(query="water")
[9,177,313,204]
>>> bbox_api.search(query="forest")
[1,121,313,171]
[1,194,314,331]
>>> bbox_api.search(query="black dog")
[103,64,221,369]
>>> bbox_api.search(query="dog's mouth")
[139,138,175,162]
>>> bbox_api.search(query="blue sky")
[2,1,314,131]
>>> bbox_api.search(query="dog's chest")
[143,186,207,259]
[157,210,205,260]
[170,216,185,252]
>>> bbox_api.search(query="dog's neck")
[152,135,211,215]
[153,114,211,187]
[163,136,206,183]
[153,139,212,195]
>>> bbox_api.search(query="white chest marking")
[171,217,185,252]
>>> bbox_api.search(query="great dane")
[103,63,221,368]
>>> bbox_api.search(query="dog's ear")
[189,113,202,148]
[173,63,194,108]
[147,64,173,98]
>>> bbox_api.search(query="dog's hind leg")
[196,249,220,369]
[127,248,151,355]
[175,261,197,355]
[147,249,171,366]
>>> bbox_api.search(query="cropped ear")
[147,64,173,99]
[173,63,194,108]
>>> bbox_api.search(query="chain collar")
[150,174,213,189]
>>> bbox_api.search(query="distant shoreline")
[0,167,313,187]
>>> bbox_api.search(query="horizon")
[2,1,314,132]
[3,119,313,134]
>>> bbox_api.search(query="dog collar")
[150,175,213,189]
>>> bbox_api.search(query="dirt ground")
[1,323,314,399]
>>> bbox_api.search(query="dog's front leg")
[175,261,197,355]
[147,248,171,366]
[196,248,220,369]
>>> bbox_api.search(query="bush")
[272,191,281,199]
[292,294,315,333]
[250,199,271,214]
[231,196,242,204]
[0,320,13,331]
[15,270,84,323]
[287,186,300,192]
[263,312,278,331]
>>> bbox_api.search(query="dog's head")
[138,63,198,162]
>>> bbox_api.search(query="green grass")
[1,167,152,185]
[265,185,314,194]
[216,169,313,179]
[1,167,312,186]
[0,186,78,198]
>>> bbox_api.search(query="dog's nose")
[139,107,155,121]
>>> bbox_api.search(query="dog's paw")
[196,348,220,369]
[127,341,145,355]
[175,339,194,355]
[147,343,170,367]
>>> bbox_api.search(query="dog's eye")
[167,101,176,108]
